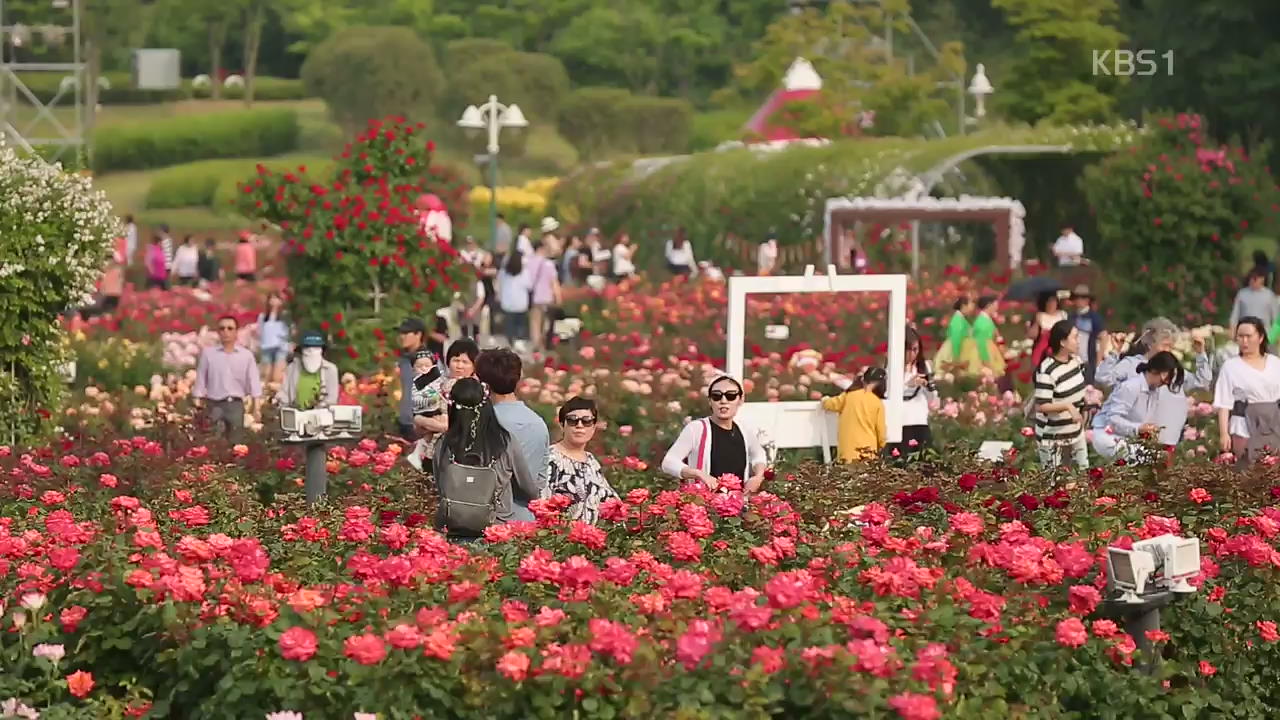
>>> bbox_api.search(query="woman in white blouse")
[662,376,767,491]
[665,228,696,277]
[885,327,936,458]
[611,232,635,279]
[1091,351,1184,461]
[1214,317,1280,464]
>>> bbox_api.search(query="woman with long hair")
[432,378,538,539]
[665,227,696,277]
[1029,290,1067,370]
[257,292,290,384]
[1090,351,1185,461]
[497,248,532,347]
[1033,319,1088,469]
[934,295,974,371]
[1213,317,1280,465]
[887,327,936,458]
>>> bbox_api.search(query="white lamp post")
[969,63,994,119]
[458,95,528,247]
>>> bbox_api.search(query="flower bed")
[1,433,1279,718]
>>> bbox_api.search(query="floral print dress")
[541,446,618,523]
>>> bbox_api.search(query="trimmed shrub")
[443,38,515,74]
[0,143,116,444]
[620,95,693,155]
[92,109,299,173]
[145,155,334,211]
[301,27,443,136]
[558,87,634,160]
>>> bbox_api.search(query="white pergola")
[823,195,1027,275]
[726,265,908,464]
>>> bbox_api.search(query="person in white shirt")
[172,235,201,287]
[497,250,533,348]
[611,233,635,279]
[515,224,535,257]
[885,328,936,458]
[1052,226,1085,267]
[123,214,138,265]
[662,375,767,492]
[665,228,696,277]
[757,234,779,276]
[1213,317,1280,464]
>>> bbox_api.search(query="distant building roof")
[743,58,825,143]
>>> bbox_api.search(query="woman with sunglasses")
[541,397,619,523]
[662,376,767,492]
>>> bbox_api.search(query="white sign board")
[727,265,907,464]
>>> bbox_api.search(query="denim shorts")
[260,347,286,365]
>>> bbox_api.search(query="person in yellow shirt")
[821,367,887,462]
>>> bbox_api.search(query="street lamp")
[458,95,528,249]
[968,63,993,119]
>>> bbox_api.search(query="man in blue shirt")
[476,348,549,522]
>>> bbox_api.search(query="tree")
[722,1,966,137]
[991,0,1126,124]
[301,27,443,135]
[278,0,437,55]
[1119,0,1280,165]
[1082,113,1280,324]
[236,117,468,373]
[551,5,664,93]
[157,0,237,98]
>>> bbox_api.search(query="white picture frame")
[726,265,907,464]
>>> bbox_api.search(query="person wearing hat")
[278,331,339,410]
[757,233,779,276]
[540,216,562,258]
[396,317,432,439]
[1070,284,1105,385]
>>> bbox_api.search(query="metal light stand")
[1098,590,1179,675]
[280,407,362,505]
[0,0,87,163]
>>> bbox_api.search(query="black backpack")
[436,450,500,536]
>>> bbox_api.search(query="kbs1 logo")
[1092,49,1174,76]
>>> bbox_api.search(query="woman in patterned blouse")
[542,396,618,523]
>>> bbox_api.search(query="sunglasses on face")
[218,325,236,332]
[709,390,742,402]
[563,415,596,427]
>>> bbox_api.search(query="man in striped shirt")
[1034,320,1089,469]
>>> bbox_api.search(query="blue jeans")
[509,499,534,522]
[504,311,528,341]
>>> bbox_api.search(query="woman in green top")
[960,295,1006,376]
[934,295,975,371]
[278,331,339,410]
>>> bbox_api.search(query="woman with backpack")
[433,377,538,540]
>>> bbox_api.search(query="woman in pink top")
[234,231,258,281]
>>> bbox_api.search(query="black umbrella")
[1003,275,1062,302]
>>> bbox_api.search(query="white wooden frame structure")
[726,265,907,464]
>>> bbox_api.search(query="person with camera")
[662,376,767,492]
[886,327,936,458]
[277,331,339,410]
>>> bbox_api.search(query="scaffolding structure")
[0,0,86,163]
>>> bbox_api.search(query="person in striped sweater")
[1033,319,1089,469]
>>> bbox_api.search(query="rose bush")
[0,141,117,444]
[2,429,1280,718]
[235,117,470,374]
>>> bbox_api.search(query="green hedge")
[15,73,307,105]
[145,155,334,210]
[550,123,1142,272]
[190,77,309,101]
[93,108,300,173]
[558,88,694,159]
